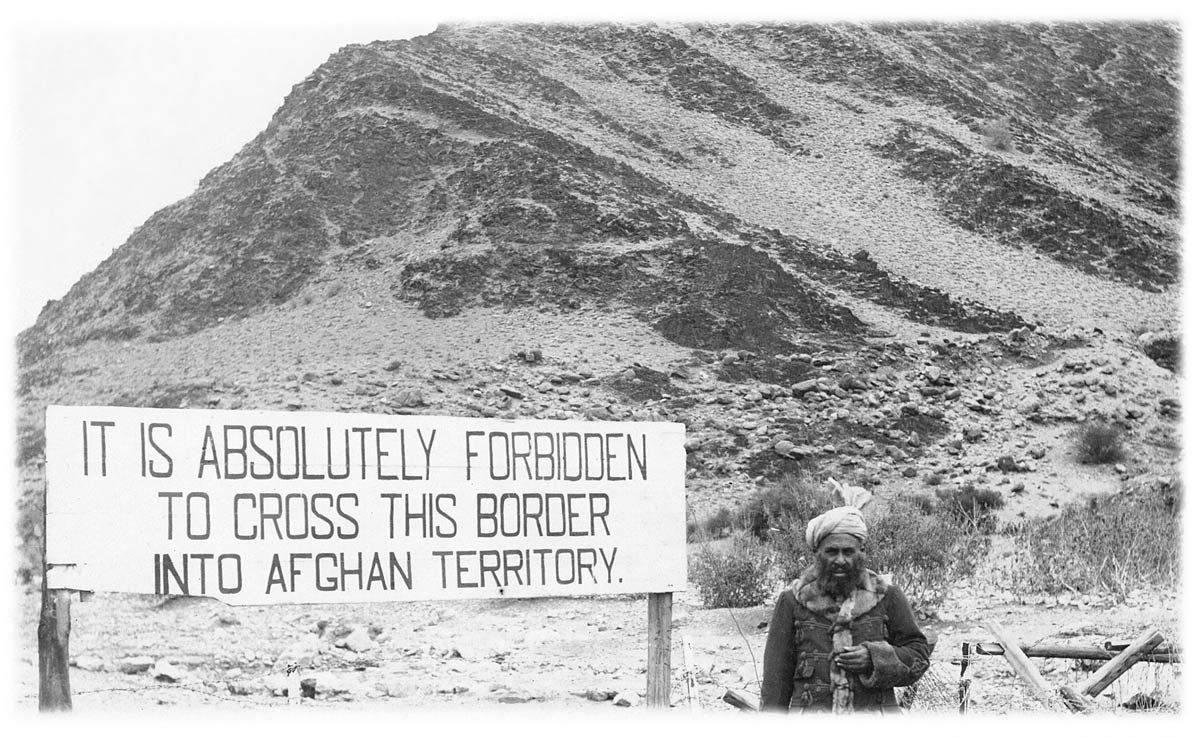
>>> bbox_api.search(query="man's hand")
[833,645,872,674]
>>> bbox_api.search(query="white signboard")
[45,406,687,605]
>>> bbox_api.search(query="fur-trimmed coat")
[759,565,932,713]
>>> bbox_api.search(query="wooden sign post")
[647,592,673,708]
[37,583,72,711]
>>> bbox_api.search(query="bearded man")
[759,505,932,713]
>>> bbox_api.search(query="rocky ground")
[14,552,1180,714]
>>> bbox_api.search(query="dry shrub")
[690,533,775,608]
[1075,421,1126,464]
[738,474,830,539]
[866,499,991,616]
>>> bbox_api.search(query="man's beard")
[816,555,864,599]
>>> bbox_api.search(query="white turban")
[805,506,868,550]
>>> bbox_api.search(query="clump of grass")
[689,532,775,608]
[1075,421,1126,464]
[980,116,1014,151]
[937,482,1005,532]
[1005,485,1180,598]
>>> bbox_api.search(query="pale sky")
[6,20,437,335]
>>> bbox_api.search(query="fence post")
[958,641,971,713]
[647,592,673,708]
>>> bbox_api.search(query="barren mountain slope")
[16,22,1180,580]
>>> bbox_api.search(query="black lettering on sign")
[427,546,620,589]
[197,425,221,479]
[223,425,248,479]
[232,493,359,540]
[376,428,398,481]
[158,491,183,539]
[274,551,415,593]
[233,493,256,540]
[475,492,613,537]
[465,431,484,480]
[153,552,242,595]
[276,426,301,480]
[140,422,173,477]
[249,425,274,479]
[326,428,351,480]
[82,420,115,477]
[185,492,211,539]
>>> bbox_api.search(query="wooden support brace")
[1080,627,1164,697]
[1059,685,1095,713]
[722,688,758,711]
[984,620,1064,712]
[646,592,673,708]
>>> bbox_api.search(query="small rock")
[338,628,374,653]
[384,359,401,372]
[613,690,641,707]
[996,455,1019,473]
[73,655,105,672]
[116,656,156,675]
[227,681,258,696]
[392,388,425,408]
[578,688,615,702]
[499,385,525,400]
[791,379,819,396]
[153,658,187,683]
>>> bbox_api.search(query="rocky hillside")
[15,22,1181,578]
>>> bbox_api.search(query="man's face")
[816,532,865,598]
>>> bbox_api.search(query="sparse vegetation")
[737,474,830,539]
[689,532,775,608]
[1006,483,1180,598]
[1075,421,1126,464]
[686,506,735,542]
[689,476,994,614]
[866,496,992,615]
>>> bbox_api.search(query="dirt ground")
[12,542,1181,717]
